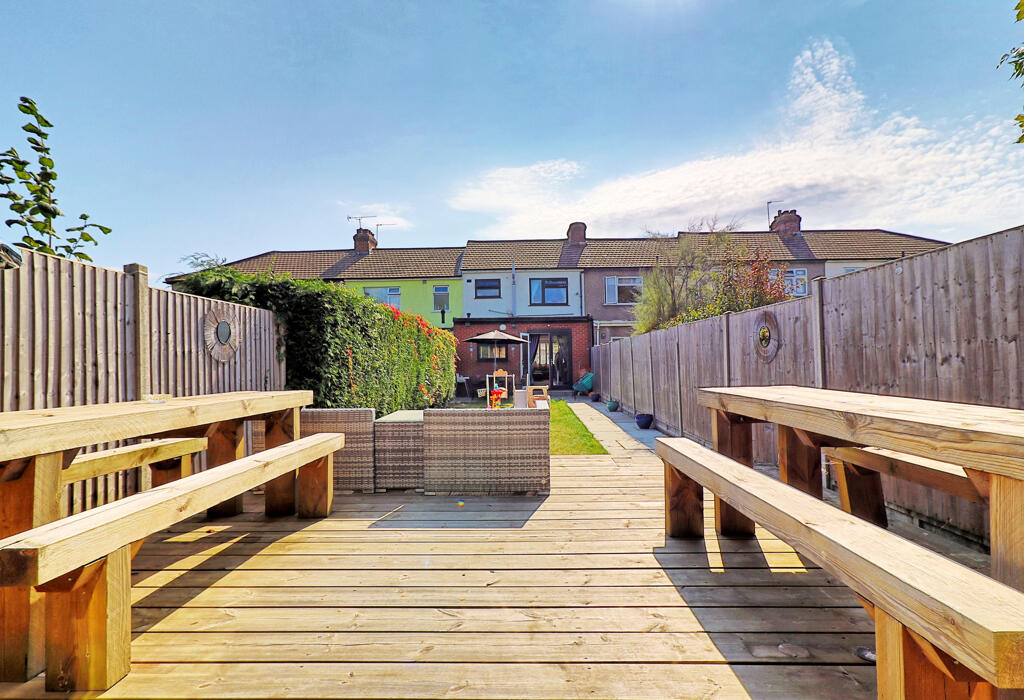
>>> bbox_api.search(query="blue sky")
[2,0,1023,283]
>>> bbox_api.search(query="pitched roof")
[461,239,567,270]
[218,247,463,280]
[575,230,946,268]
[333,247,463,279]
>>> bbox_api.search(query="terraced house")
[211,212,946,390]
[209,228,464,329]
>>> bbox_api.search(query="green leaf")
[96,225,112,234]
[5,219,27,227]
[79,213,89,220]
[75,252,93,262]
[80,231,95,243]
[14,170,30,181]
[17,103,33,115]
[21,123,47,138]
[34,114,54,128]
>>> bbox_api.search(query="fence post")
[722,312,732,387]
[812,277,826,389]
[123,264,151,400]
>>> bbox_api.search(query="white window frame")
[842,266,865,274]
[604,276,642,305]
[784,269,809,297]
[432,285,450,312]
[364,286,401,309]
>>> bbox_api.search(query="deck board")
[0,402,877,698]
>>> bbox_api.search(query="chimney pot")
[770,209,802,236]
[353,227,377,254]
[567,221,587,243]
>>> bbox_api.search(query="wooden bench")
[0,432,343,692]
[822,446,988,528]
[657,436,1024,698]
[61,437,209,510]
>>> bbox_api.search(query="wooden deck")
[2,404,876,698]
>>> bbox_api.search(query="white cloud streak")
[448,39,1024,241]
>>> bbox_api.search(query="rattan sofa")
[422,407,550,495]
[299,408,376,493]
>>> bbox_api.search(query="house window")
[364,286,401,309]
[477,343,507,361]
[529,278,568,305]
[842,266,865,274]
[604,276,642,304]
[433,285,449,312]
[475,279,501,298]
[784,269,809,297]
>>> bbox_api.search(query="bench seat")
[0,432,343,692]
[657,436,1024,695]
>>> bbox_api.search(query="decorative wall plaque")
[203,307,241,362]
[752,309,781,363]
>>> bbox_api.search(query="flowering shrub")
[174,268,457,412]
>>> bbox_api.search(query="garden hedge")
[174,268,457,413]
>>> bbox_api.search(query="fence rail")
[592,228,1024,543]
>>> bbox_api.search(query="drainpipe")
[511,262,517,317]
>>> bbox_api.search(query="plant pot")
[606,400,620,412]
[590,392,601,402]
[635,413,654,429]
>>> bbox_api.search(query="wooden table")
[697,385,1024,590]
[0,389,312,682]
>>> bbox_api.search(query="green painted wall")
[341,278,462,328]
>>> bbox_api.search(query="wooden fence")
[0,250,285,512]
[592,228,1024,543]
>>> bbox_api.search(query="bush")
[174,268,457,412]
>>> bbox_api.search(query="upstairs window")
[364,286,401,309]
[433,285,450,312]
[784,269,809,297]
[529,278,568,305]
[474,279,501,298]
[604,276,642,304]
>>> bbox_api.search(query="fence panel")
[618,337,635,412]
[630,333,655,415]
[651,328,680,434]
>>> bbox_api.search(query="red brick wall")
[452,318,593,387]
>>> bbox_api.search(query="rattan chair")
[374,410,424,490]
[423,408,550,495]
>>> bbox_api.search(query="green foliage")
[999,1,1024,143]
[632,219,790,334]
[0,97,111,261]
[174,267,458,412]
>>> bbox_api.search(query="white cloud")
[449,39,1024,241]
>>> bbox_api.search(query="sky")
[2,0,1023,284]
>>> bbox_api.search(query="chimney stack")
[769,209,802,236]
[353,227,378,254]
[567,221,587,243]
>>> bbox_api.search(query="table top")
[698,385,1024,479]
[0,390,313,462]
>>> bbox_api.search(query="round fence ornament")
[752,309,781,363]
[203,307,241,362]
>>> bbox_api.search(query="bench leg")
[149,454,192,488]
[263,408,300,517]
[777,425,823,498]
[206,420,246,518]
[664,459,703,538]
[39,545,131,692]
[711,410,756,537]
[834,461,888,527]
[0,452,63,682]
[297,455,333,518]
[875,608,992,700]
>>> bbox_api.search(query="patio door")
[523,331,572,389]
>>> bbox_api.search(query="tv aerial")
[346,215,377,228]
[375,222,396,241]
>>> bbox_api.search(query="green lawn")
[549,399,608,455]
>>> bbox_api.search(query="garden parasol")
[465,329,528,375]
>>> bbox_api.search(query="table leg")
[206,420,246,518]
[834,461,888,527]
[0,452,64,681]
[711,410,756,537]
[664,459,703,538]
[777,425,823,498]
[263,408,300,517]
[990,474,1024,591]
